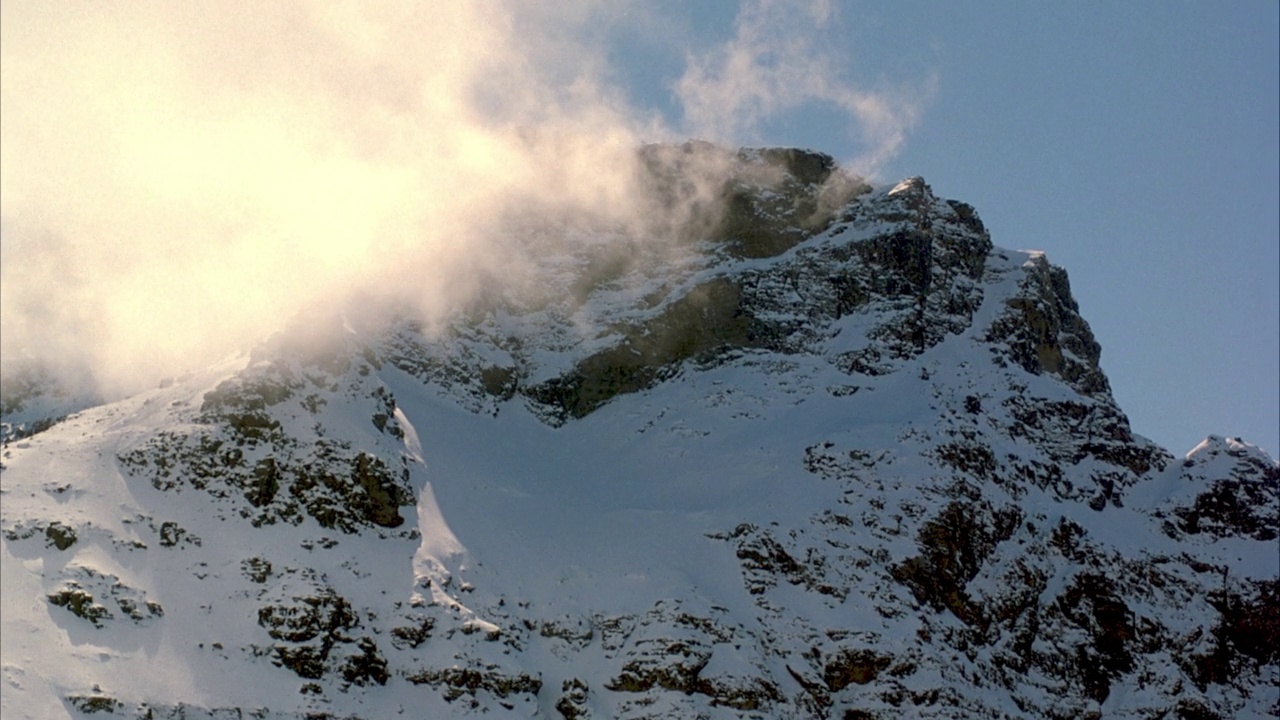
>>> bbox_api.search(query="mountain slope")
[2,151,1276,719]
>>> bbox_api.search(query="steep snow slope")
[2,151,1276,719]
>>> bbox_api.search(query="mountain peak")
[1186,433,1273,464]
[2,146,1276,720]
[887,175,930,196]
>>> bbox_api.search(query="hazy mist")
[0,0,926,399]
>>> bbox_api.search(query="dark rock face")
[524,277,756,421]
[1175,473,1279,541]
[633,142,868,257]
[44,521,77,550]
[44,566,163,629]
[892,501,1022,629]
[257,589,363,680]
[406,666,543,704]
[117,345,416,535]
[710,147,861,259]
[515,175,993,423]
[1051,572,1136,703]
[822,649,892,692]
[985,254,1110,396]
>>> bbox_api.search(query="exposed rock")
[822,648,893,692]
[65,692,123,714]
[47,586,112,627]
[256,588,362,680]
[44,521,77,550]
[515,172,990,423]
[406,664,542,703]
[46,567,162,628]
[117,347,416,534]
[389,614,435,649]
[242,557,272,584]
[892,501,1022,628]
[985,254,1109,396]
[1050,572,1136,702]
[555,677,591,719]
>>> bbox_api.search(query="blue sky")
[610,1,1279,457]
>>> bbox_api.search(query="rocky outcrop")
[116,339,416,535]
[404,171,994,425]
[1159,435,1280,542]
[985,253,1110,396]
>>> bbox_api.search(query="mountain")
[0,359,101,445]
[2,145,1276,720]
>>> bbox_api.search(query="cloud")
[0,1,640,391]
[0,0,929,399]
[674,0,932,176]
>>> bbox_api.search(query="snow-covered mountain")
[2,145,1276,719]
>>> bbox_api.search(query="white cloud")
[675,0,932,175]
[0,0,931,398]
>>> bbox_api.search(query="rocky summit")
[2,146,1276,720]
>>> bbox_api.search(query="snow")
[1,179,1275,719]
[887,177,925,196]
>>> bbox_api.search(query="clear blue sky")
[612,1,1279,457]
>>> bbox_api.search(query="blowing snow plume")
[0,0,928,403]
